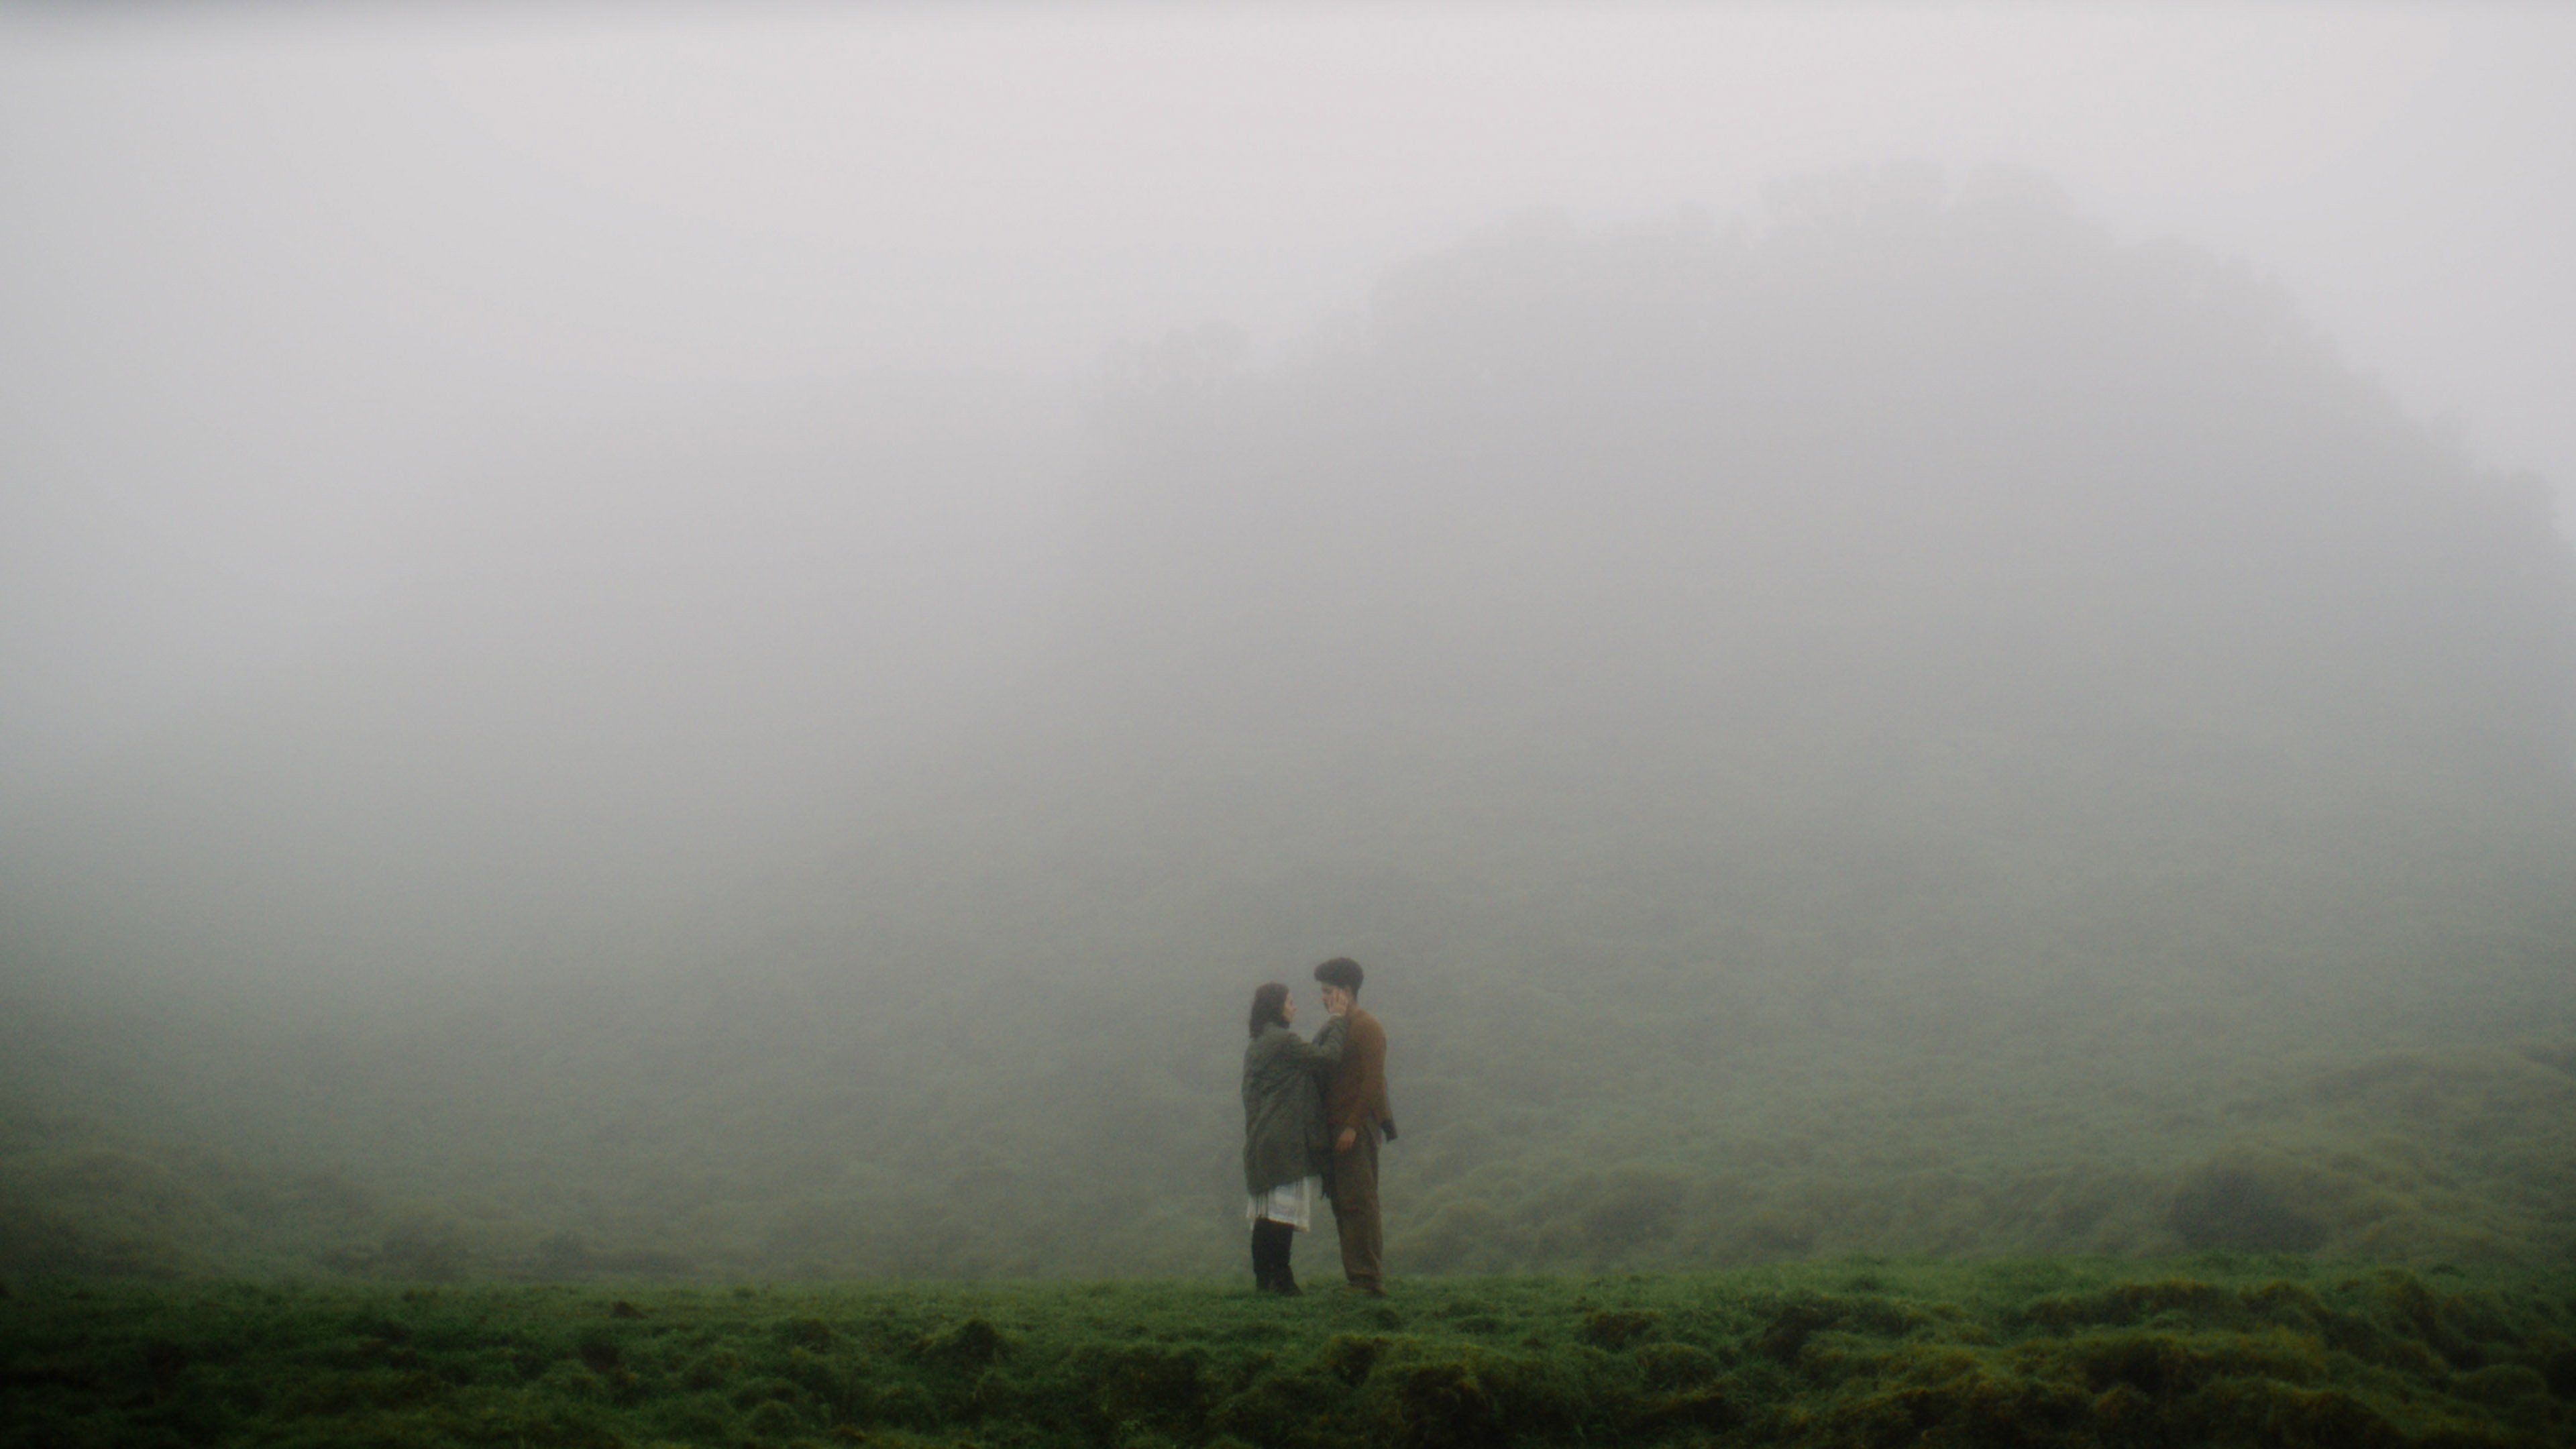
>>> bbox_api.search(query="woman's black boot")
[1250,1222,1276,1291]
[1252,1220,1299,1294]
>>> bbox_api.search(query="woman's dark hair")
[1313,957,1364,995]
[1248,982,1291,1037]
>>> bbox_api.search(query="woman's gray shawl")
[1241,1017,1347,1196]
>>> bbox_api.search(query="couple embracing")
[1241,956,1392,1297]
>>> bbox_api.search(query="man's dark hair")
[1248,982,1291,1037]
[1313,957,1364,995]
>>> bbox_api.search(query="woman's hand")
[1336,1127,1356,1152]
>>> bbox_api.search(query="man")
[1312,956,1393,1295]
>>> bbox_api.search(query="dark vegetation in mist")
[3,169,2575,1286]
[12,1263,2576,1448]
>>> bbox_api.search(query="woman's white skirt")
[1246,1174,1321,1231]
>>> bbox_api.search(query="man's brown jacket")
[1324,1007,1391,1136]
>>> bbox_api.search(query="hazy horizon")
[7,5,2576,826]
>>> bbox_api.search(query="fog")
[4,6,2575,1281]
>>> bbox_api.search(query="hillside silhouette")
[5,169,2574,1282]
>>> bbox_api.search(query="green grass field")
[8,1258,2575,1448]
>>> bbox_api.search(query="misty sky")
[4,3,2573,808]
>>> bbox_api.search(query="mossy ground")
[7,1258,2575,1448]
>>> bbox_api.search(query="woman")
[1241,981,1346,1294]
